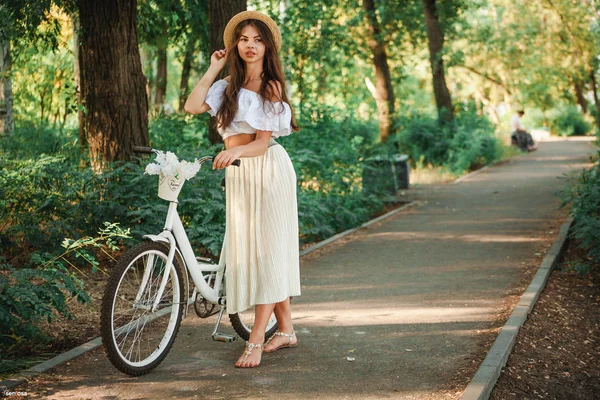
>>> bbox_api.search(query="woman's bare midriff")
[224,133,256,149]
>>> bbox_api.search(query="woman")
[184,11,301,368]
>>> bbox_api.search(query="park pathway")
[15,138,596,399]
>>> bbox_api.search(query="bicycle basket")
[158,174,185,201]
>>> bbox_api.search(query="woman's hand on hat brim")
[210,49,227,70]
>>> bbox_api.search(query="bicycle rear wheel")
[229,307,279,341]
[101,241,185,376]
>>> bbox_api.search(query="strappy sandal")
[263,330,297,353]
[235,342,263,368]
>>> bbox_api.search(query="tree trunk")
[154,23,168,114]
[297,56,306,118]
[79,0,149,169]
[179,37,195,112]
[40,88,46,123]
[207,0,246,144]
[590,67,600,130]
[422,0,453,123]
[0,39,14,136]
[363,0,395,142]
[573,79,588,115]
[140,47,153,106]
[72,14,86,147]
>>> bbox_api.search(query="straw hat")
[223,10,282,52]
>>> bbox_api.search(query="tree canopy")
[2,0,599,152]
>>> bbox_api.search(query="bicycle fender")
[142,234,169,244]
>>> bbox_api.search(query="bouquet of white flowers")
[144,150,201,180]
[144,151,201,201]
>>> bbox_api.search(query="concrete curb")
[453,157,519,185]
[1,337,103,392]
[453,164,493,184]
[460,216,574,400]
[1,200,419,392]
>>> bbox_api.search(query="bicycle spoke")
[117,259,174,358]
[103,244,183,373]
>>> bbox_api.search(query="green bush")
[519,108,545,130]
[0,155,99,259]
[281,107,386,243]
[546,104,591,136]
[1,110,389,261]
[148,112,211,153]
[0,107,503,261]
[0,223,130,353]
[393,111,449,167]
[447,109,502,175]
[0,262,88,350]
[393,105,501,175]
[561,152,600,273]
[0,123,81,161]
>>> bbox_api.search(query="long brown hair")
[216,19,299,132]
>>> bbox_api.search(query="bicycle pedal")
[212,333,237,342]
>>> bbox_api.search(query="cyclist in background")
[511,110,537,152]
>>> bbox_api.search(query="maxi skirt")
[220,143,301,314]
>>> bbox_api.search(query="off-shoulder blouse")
[204,79,293,140]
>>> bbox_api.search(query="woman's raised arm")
[184,50,227,114]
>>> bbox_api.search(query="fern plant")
[0,223,130,352]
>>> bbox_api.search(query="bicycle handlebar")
[133,146,240,167]
[133,146,154,154]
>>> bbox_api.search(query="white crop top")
[204,79,293,140]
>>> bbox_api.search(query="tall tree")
[154,22,168,113]
[572,77,589,115]
[179,37,195,111]
[279,1,366,119]
[138,0,187,114]
[591,66,600,129]
[207,0,246,144]
[178,0,208,112]
[421,0,453,122]
[79,0,149,168]
[72,13,85,146]
[363,0,395,142]
[0,39,14,136]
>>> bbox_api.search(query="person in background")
[511,110,537,152]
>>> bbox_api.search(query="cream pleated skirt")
[220,143,301,314]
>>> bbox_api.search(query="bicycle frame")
[126,150,227,314]
[140,200,225,313]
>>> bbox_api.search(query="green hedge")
[0,108,503,356]
[546,105,591,136]
[562,152,600,273]
[392,104,502,175]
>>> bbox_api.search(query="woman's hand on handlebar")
[213,147,242,170]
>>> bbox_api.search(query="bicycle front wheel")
[101,241,185,376]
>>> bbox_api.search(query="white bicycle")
[100,146,278,376]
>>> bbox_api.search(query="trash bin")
[391,154,410,190]
[362,154,410,195]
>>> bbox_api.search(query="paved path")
[15,139,596,399]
